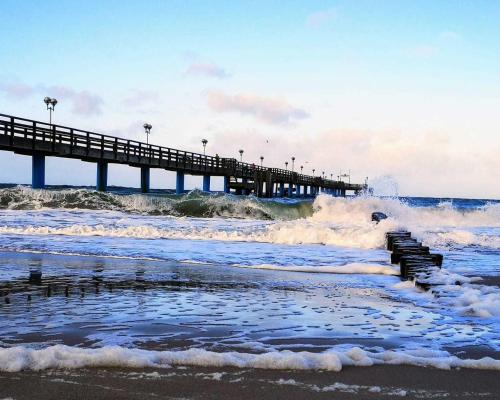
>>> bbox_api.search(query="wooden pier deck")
[0,113,367,197]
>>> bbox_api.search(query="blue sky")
[1,1,499,198]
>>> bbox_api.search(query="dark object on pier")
[372,212,388,223]
[385,231,444,290]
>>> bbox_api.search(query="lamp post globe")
[143,123,152,145]
[43,97,58,125]
[239,149,244,162]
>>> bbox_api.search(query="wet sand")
[1,251,499,399]
[1,364,499,399]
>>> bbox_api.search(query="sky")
[0,0,499,198]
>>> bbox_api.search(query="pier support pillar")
[32,154,45,189]
[296,185,301,196]
[289,184,294,197]
[176,171,185,195]
[303,185,308,196]
[141,167,150,193]
[203,175,211,192]
[96,161,108,192]
[224,176,230,194]
[242,178,248,195]
[279,182,285,197]
[341,188,346,197]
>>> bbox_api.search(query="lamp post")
[201,139,208,155]
[285,161,288,170]
[43,97,58,125]
[330,173,333,180]
[239,149,244,162]
[300,165,303,174]
[143,123,152,144]
[312,169,315,177]
[260,156,264,167]
[291,157,295,172]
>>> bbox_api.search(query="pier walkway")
[0,113,367,197]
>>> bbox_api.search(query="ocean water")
[0,185,499,372]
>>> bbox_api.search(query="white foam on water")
[392,270,500,318]
[0,194,498,251]
[231,263,399,275]
[1,345,499,373]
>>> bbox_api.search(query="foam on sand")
[1,345,499,373]
[231,262,399,275]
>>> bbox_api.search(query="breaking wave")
[0,187,498,251]
[0,186,312,220]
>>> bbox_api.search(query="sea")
[0,185,499,372]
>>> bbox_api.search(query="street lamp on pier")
[312,169,315,177]
[239,149,244,162]
[143,123,152,144]
[201,139,208,155]
[43,97,58,125]
[291,157,295,172]
[285,161,288,170]
[260,156,264,167]
[300,165,303,174]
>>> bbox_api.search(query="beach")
[2,364,500,399]
[0,188,499,399]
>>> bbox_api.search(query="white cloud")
[406,45,438,59]
[206,91,309,125]
[0,83,36,99]
[122,89,160,108]
[439,30,461,40]
[0,81,103,116]
[186,62,229,79]
[306,8,337,27]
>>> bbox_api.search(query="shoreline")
[1,364,499,399]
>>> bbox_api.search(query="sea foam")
[1,345,499,373]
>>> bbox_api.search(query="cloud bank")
[208,127,499,198]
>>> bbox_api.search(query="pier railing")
[0,113,366,191]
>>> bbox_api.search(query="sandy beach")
[2,364,499,399]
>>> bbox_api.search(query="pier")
[0,113,367,197]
